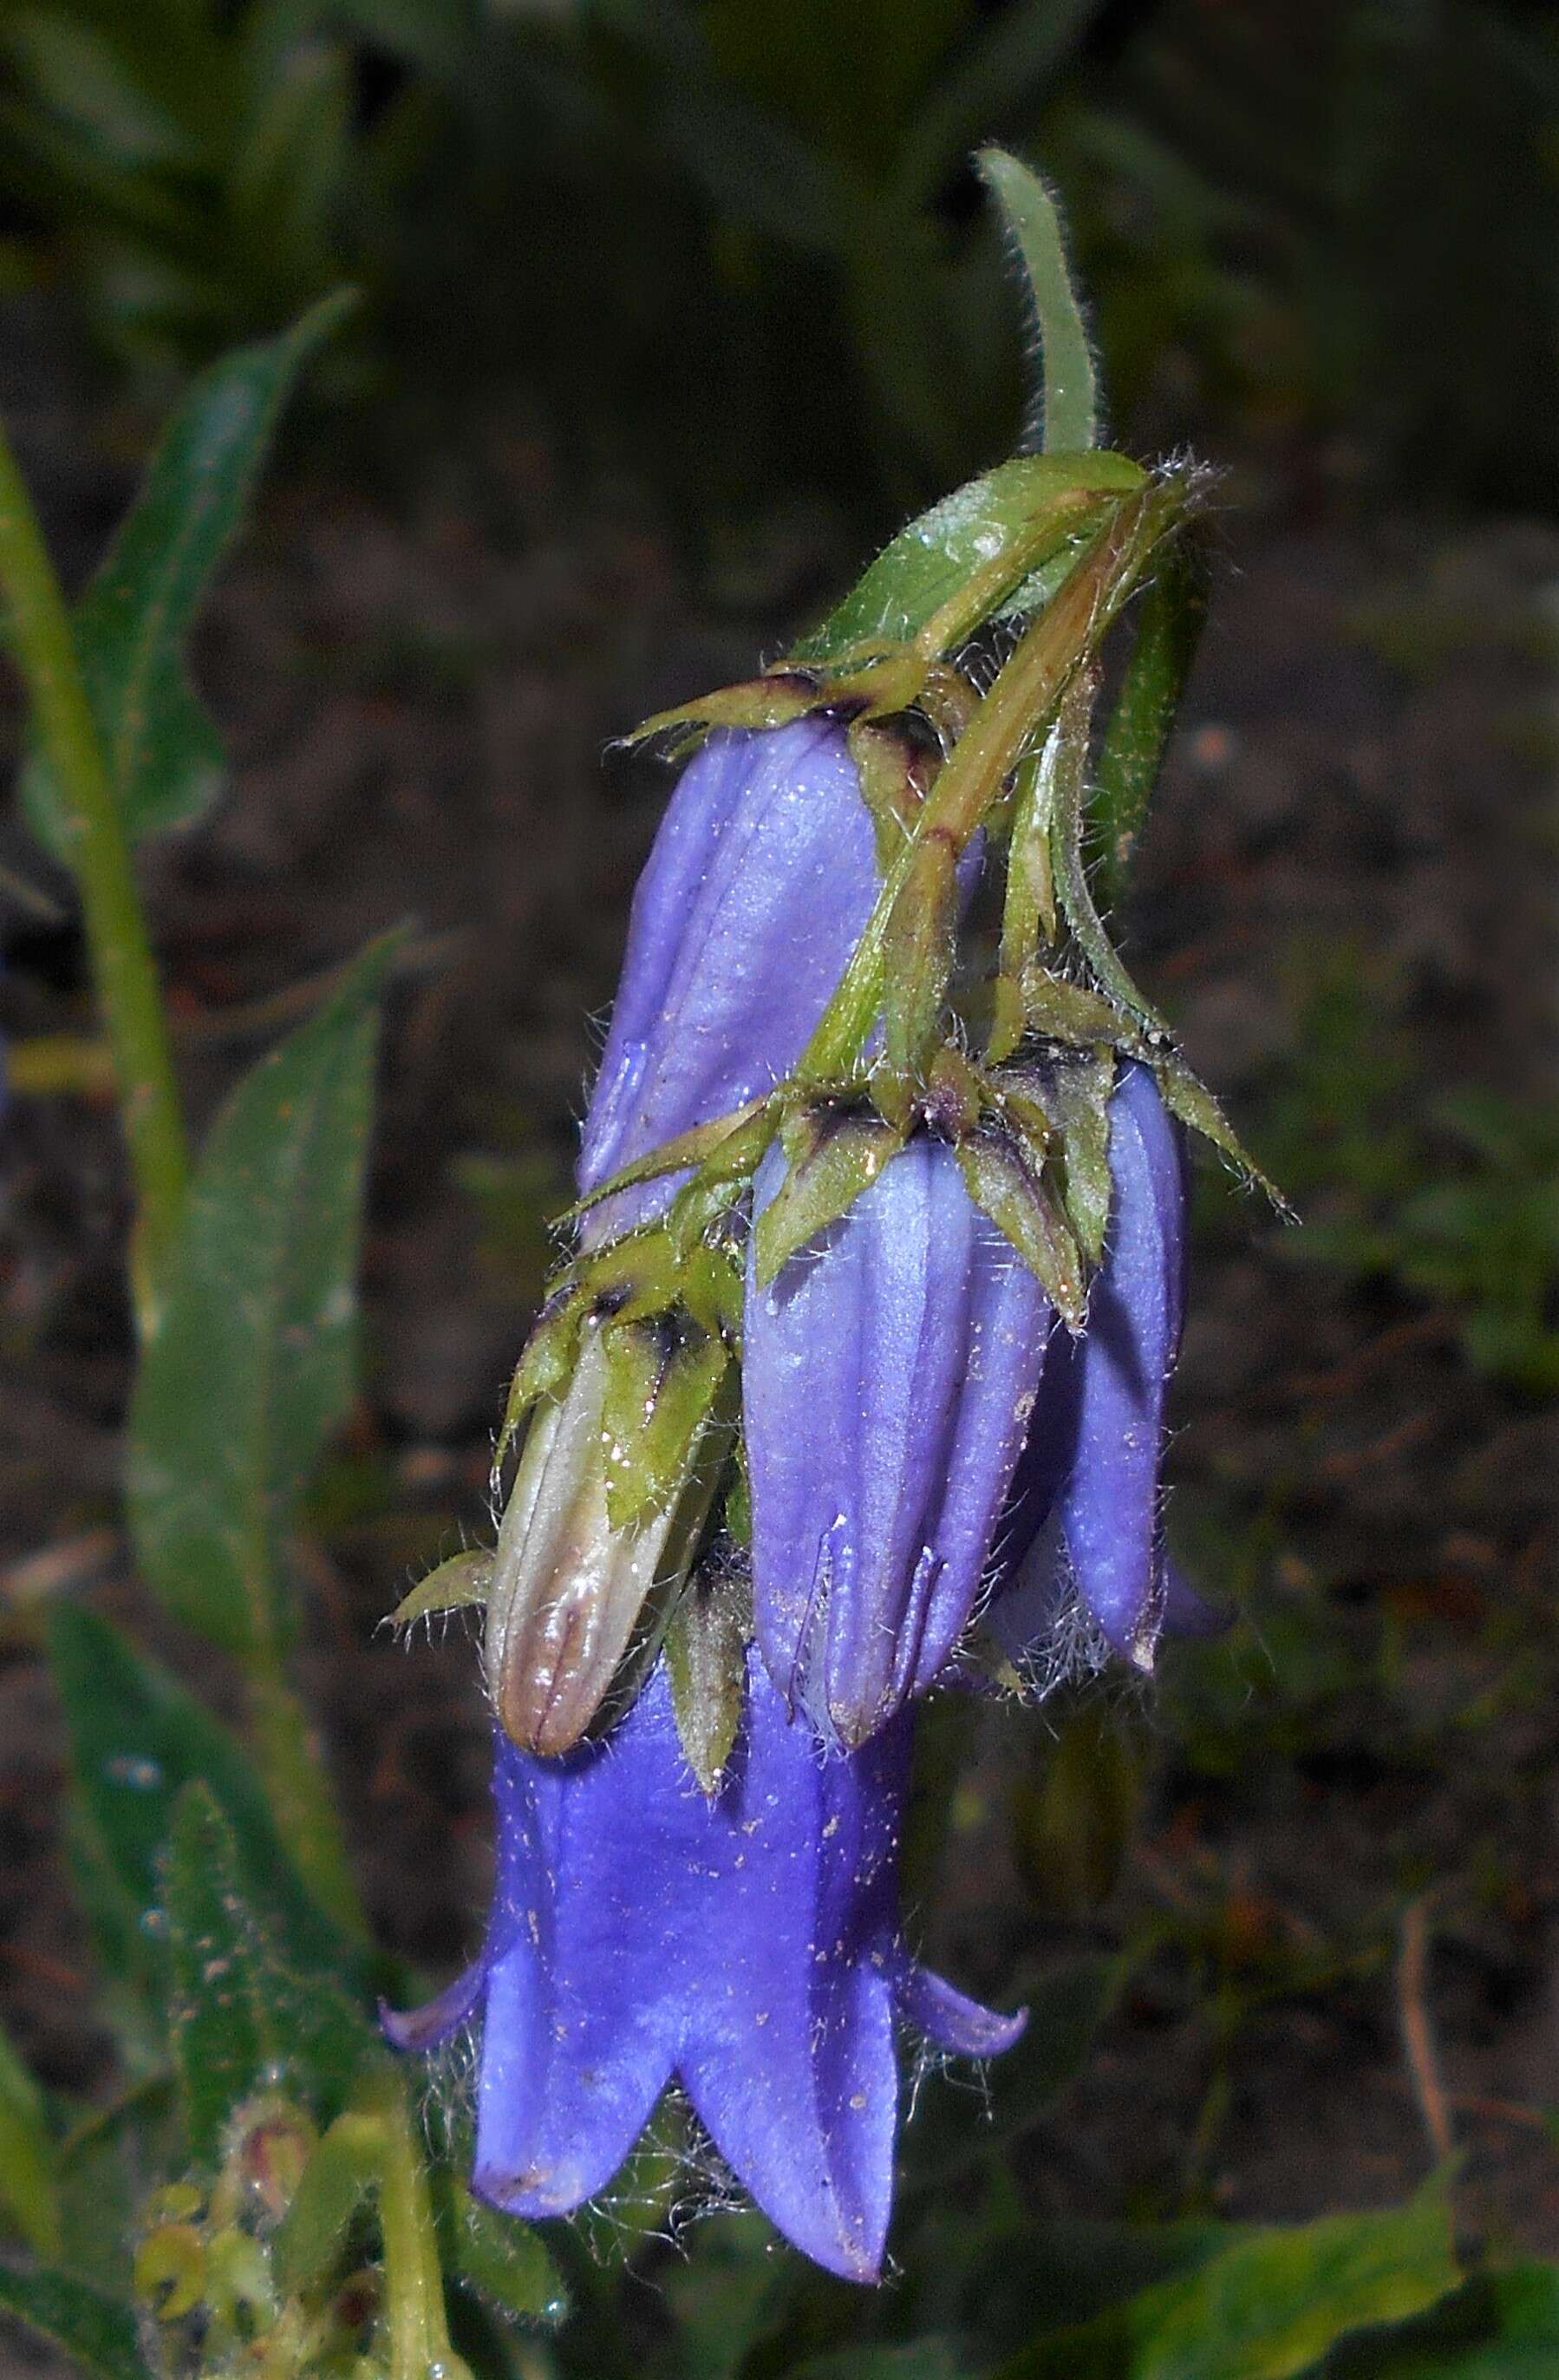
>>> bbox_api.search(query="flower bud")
[485,1325,721,1756]
[744,1133,1052,1746]
[994,1060,1189,1666]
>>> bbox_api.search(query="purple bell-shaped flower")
[386,1651,1020,2282]
[579,716,879,1237]
[743,1132,1053,1748]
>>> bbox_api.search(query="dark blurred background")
[0,0,1556,2301]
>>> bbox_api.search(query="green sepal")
[599,1318,730,1533]
[1048,1049,1119,1264]
[564,1092,777,1230]
[753,1104,905,1286]
[848,716,927,867]
[388,1549,493,1632]
[957,1130,1086,1326]
[882,827,959,1095]
[495,1292,586,1467]
[790,453,1143,671]
[1018,965,1128,1050]
[665,1559,752,1795]
[1045,669,1169,1036]
[990,739,1061,1062]
[1157,1053,1288,1210]
[628,671,820,746]
[1093,527,1210,909]
[680,1240,746,1346]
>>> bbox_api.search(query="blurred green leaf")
[997,2188,1459,2380]
[790,452,1142,667]
[787,2347,975,2380]
[162,1782,372,2160]
[0,2016,59,2261]
[0,2263,153,2380]
[1325,2263,1559,2374]
[47,1600,347,1980]
[23,291,352,856]
[434,2174,570,2329]
[128,931,397,1658]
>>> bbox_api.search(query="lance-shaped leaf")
[600,1316,729,1533]
[23,293,354,856]
[753,1105,905,1287]
[976,148,1098,456]
[161,1786,372,2161]
[485,1326,724,1756]
[790,453,1144,670]
[46,1603,349,1985]
[128,932,396,1658]
[957,1129,1085,1327]
[1093,530,1209,908]
[665,1557,752,1795]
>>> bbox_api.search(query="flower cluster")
[391,442,1257,2279]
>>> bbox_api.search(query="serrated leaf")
[790,452,1143,670]
[976,148,1097,455]
[600,1318,728,1532]
[128,932,397,1657]
[434,2177,569,2328]
[666,1560,751,1795]
[998,2187,1459,2380]
[23,293,354,856]
[162,1784,371,2161]
[46,1602,347,1983]
[957,1131,1084,1325]
[754,1108,904,1285]
[0,2263,154,2380]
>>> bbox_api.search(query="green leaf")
[0,2015,58,2260]
[790,453,1142,669]
[161,1784,372,2161]
[23,292,354,856]
[787,2348,974,2380]
[128,931,397,1657]
[0,2263,153,2380]
[47,1601,346,1981]
[434,2177,569,2329]
[1093,532,1210,909]
[1326,2264,1559,2375]
[999,2189,1460,2380]
[976,149,1098,454]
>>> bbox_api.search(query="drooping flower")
[578,715,880,1236]
[385,1651,1021,2283]
[990,1060,1191,1670]
[743,1130,1053,1747]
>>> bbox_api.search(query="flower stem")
[364,2069,475,2380]
[0,419,188,1332]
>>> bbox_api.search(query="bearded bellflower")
[391,151,1256,2285]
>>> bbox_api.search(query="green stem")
[799,481,1177,1084]
[368,2070,475,2380]
[0,420,188,1331]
